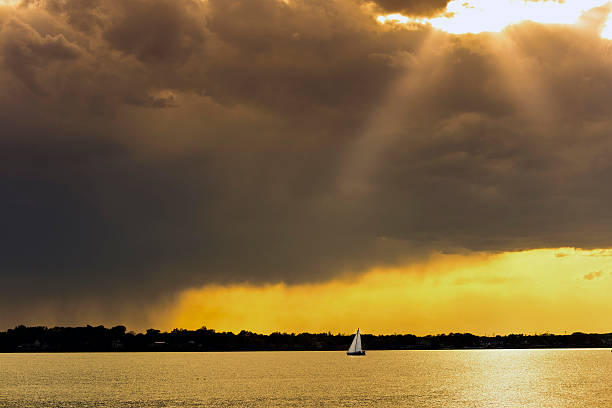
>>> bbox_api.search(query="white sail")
[347,329,362,353]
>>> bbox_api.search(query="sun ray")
[485,31,558,126]
[338,30,453,194]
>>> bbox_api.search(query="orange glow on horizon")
[154,248,612,335]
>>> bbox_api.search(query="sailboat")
[347,328,366,356]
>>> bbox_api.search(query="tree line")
[1,325,612,352]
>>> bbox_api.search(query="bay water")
[2,349,611,407]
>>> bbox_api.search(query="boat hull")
[346,351,366,356]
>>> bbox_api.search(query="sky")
[3,0,612,334]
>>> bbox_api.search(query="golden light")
[378,0,612,38]
[155,248,612,335]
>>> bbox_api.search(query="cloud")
[2,0,612,327]
[371,0,451,17]
[0,15,80,92]
[583,270,604,280]
[103,0,206,63]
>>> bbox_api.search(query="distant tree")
[146,329,160,336]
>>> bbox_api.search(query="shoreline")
[2,325,612,353]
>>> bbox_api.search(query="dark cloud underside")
[2,0,612,327]
[371,0,450,16]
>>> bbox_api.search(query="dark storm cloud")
[0,16,80,92]
[370,0,450,16]
[3,0,612,327]
[104,0,206,63]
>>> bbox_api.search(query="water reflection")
[1,350,611,407]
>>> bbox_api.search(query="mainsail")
[347,328,364,354]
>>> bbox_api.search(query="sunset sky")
[3,0,612,335]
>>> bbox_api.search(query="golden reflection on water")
[1,350,611,407]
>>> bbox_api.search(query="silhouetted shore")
[2,325,612,352]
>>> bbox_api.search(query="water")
[1,350,611,407]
